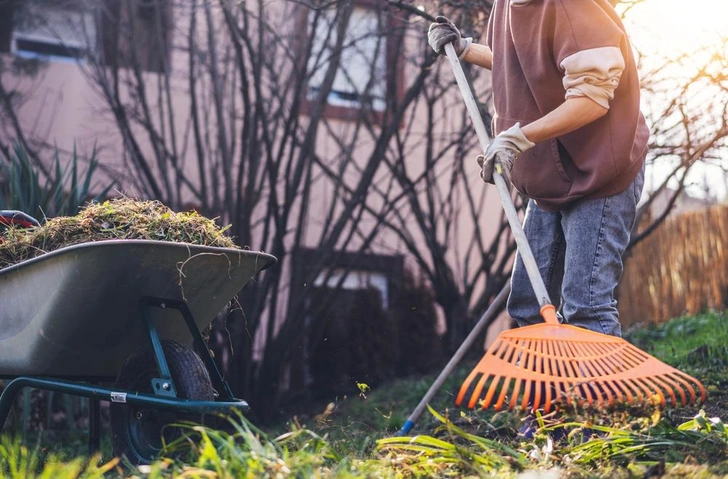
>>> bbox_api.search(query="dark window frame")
[296,0,406,123]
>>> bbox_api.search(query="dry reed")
[619,204,728,327]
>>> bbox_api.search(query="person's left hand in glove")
[427,16,473,59]
[478,123,535,185]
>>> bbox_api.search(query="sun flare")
[621,0,728,56]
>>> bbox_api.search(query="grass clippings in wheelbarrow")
[0,198,238,268]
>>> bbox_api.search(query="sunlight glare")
[622,0,728,55]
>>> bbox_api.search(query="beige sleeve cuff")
[560,46,625,109]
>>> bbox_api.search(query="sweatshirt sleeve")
[560,47,625,109]
[554,0,627,109]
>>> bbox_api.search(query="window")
[0,0,172,73]
[100,0,172,72]
[306,5,388,112]
[4,1,96,62]
[100,0,173,73]
[312,268,391,308]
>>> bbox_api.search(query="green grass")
[0,435,118,478]
[626,310,728,387]
[4,310,728,478]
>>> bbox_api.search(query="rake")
[443,43,706,413]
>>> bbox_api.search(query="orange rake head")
[456,322,707,413]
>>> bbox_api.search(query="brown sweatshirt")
[486,0,649,212]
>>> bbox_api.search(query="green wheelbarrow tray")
[0,239,275,378]
[0,239,276,462]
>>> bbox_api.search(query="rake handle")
[443,43,558,325]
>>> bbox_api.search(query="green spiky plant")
[0,142,115,221]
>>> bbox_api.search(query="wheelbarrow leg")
[89,396,101,455]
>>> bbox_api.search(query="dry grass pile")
[0,198,237,268]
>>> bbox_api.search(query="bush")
[0,142,114,220]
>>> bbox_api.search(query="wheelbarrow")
[0,232,276,463]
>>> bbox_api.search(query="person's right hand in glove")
[477,123,535,186]
[427,16,472,59]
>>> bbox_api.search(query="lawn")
[2,311,728,478]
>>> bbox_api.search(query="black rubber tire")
[110,340,214,464]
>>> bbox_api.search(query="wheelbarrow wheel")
[110,340,214,464]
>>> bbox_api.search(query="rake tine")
[653,378,674,407]
[609,382,628,404]
[575,380,595,405]
[508,340,522,365]
[587,343,618,375]
[510,376,524,411]
[468,373,490,409]
[533,342,547,410]
[595,344,625,373]
[520,343,537,409]
[618,379,638,404]
[615,378,639,403]
[563,345,583,379]
[678,370,706,403]
[494,377,510,411]
[626,377,650,403]
[458,338,509,406]
[647,375,675,407]
[553,342,570,378]
[635,376,665,405]
[601,380,617,406]
[526,385,537,411]
[668,371,698,404]
[457,368,482,406]
[546,341,561,389]
[620,347,649,369]
[588,357,614,388]
[483,376,503,410]
[656,372,684,406]
[593,382,612,407]
[654,375,678,406]
[541,381,550,412]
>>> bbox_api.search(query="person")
[427,1,648,340]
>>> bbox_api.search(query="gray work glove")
[427,16,472,59]
[478,123,535,185]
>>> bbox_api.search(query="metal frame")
[0,296,248,453]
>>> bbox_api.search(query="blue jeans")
[507,167,645,337]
